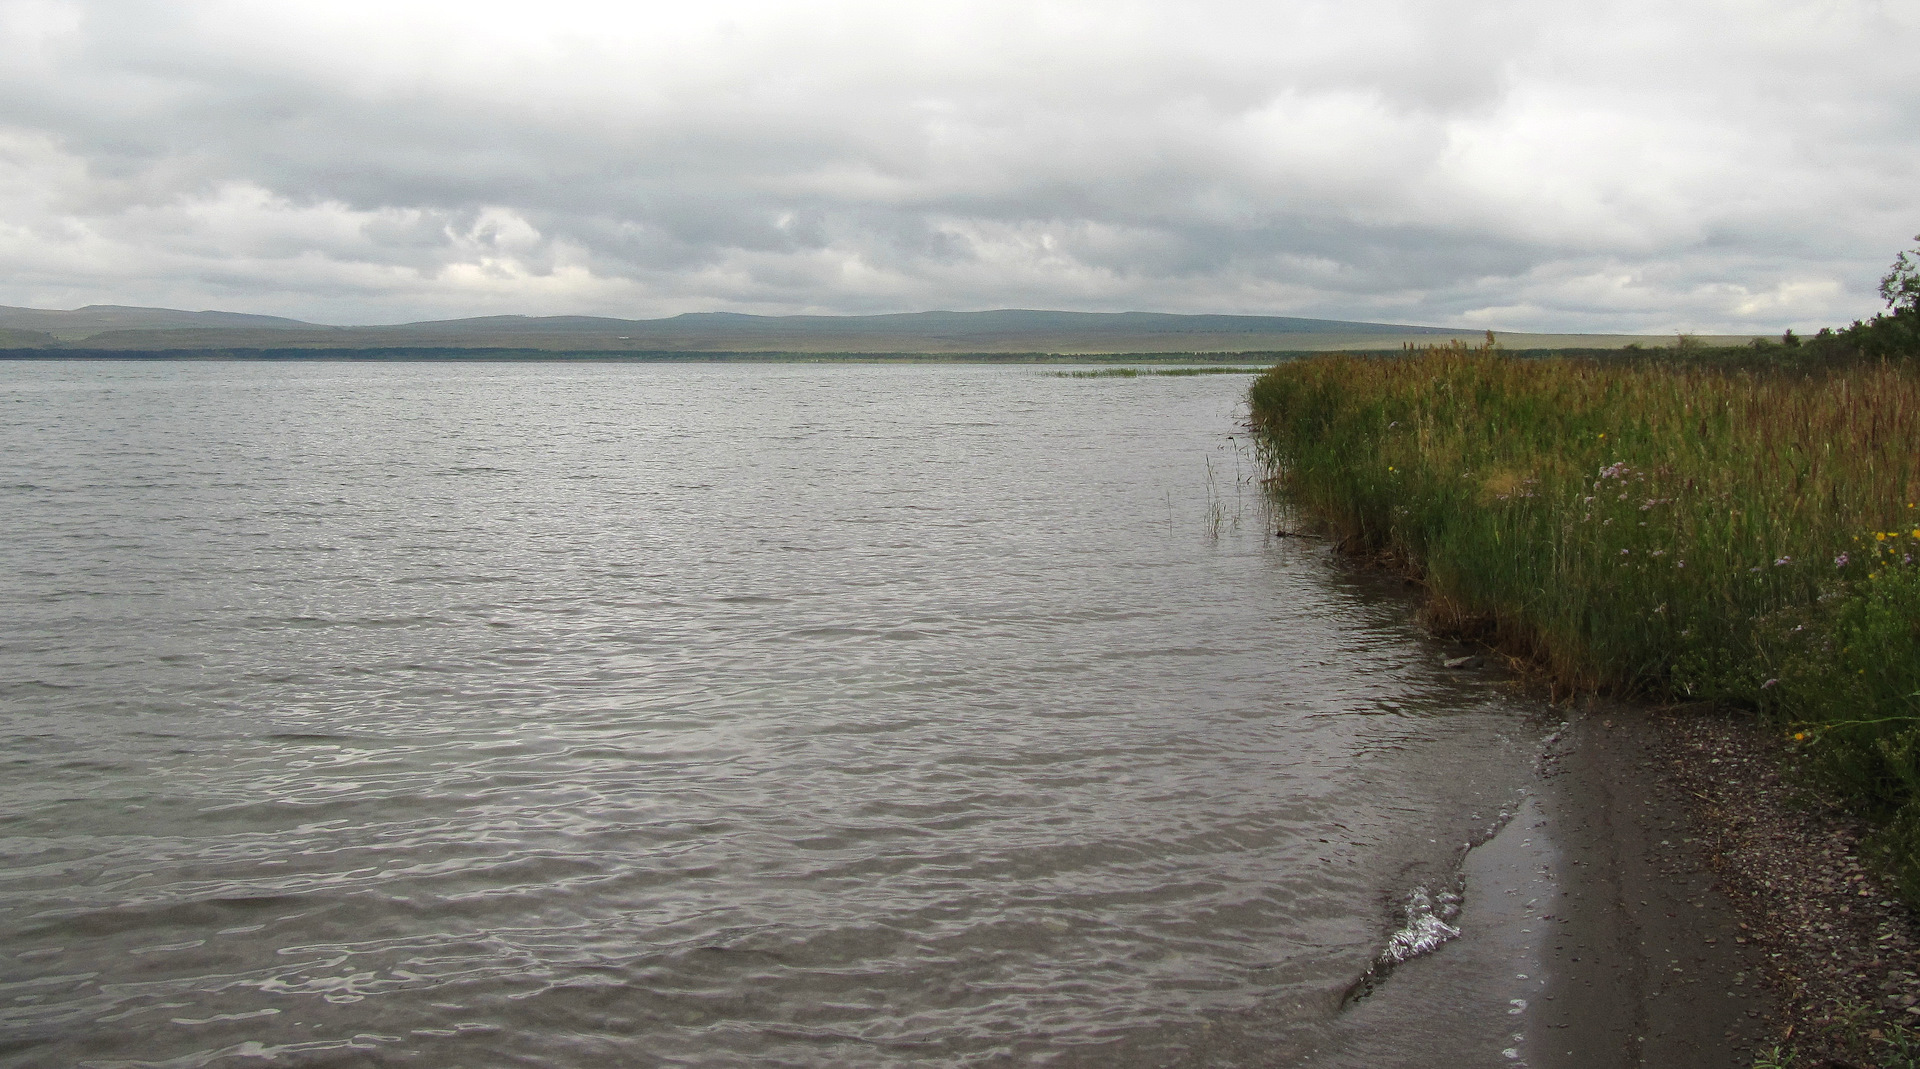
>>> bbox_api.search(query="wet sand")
[1320,702,1774,1067]
[1339,694,1920,1068]
[1521,705,1775,1067]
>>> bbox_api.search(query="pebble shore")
[1656,710,1919,1066]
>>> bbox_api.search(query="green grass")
[1248,340,1920,902]
[1747,1014,1920,1068]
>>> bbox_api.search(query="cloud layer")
[2,0,1915,330]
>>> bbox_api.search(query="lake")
[0,362,1548,1067]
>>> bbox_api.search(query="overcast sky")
[1,0,1915,331]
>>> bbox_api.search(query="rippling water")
[0,362,1544,1067]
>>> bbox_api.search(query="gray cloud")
[1,0,1915,330]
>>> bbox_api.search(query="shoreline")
[1245,347,1920,1064]
[1262,538,1919,1066]
[1315,672,1780,1067]
[1366,666,1920,1067]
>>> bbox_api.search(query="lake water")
[0,362,1549,1067]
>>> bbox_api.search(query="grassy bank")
[1247,343,1920,902]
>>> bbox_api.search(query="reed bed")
[1249,343,1920,899]
[1053,366,1265,378]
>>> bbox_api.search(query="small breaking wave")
[1342,883,1464,1005]
[1379,886,1462,964]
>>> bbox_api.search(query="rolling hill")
[0,306,1711,356]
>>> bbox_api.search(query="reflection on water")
[0,362,1541,1067]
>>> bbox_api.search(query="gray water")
[0,362,1546,1068]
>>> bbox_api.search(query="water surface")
[0,362,1542,1067]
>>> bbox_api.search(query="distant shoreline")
[0,346,1724,363]
[0,304,1763,357]
[0,347,1283,363]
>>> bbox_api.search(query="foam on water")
[1380,886,1464,964]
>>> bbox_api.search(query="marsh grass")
[1153,366,1267,376]
[1054,366,1266,378]
[1249,341,1920,900]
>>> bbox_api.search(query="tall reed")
[1249,343,1920,899]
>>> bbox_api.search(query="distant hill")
[0,306,1476,354]
[0,305,1724,355]
[0,305,320,341]
[0,327,55,347]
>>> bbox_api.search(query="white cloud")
[0,0,1914,329]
